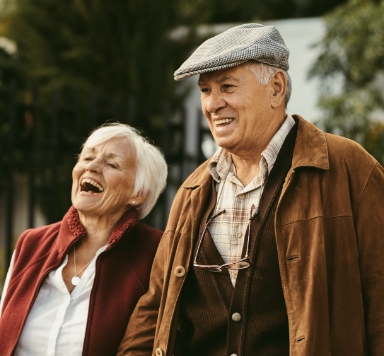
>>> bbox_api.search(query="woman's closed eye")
[107,162,118,169]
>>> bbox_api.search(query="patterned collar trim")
[66,205,139,249]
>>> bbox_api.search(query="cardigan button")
[174,266,186,277]
[155,348,163,356]
[232,312,242,322]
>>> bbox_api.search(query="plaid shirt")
[207,115,295,286]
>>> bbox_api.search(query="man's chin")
[213,138,237,152]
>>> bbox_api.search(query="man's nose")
[204,92,227,114]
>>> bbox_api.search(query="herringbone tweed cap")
[174,23,289,81]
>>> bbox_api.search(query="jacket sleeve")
[117,232,167,356]
[355,163,384,354]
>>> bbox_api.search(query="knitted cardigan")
[179,124,296,355]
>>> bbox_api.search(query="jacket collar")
[291,114,329,170]
[182,115,329,190]
[55,206,139,258]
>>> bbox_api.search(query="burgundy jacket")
[0,206,162,356]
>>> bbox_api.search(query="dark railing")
[0,82,212,290]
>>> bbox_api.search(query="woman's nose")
[85,160,101,173]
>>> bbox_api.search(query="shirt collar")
[208,114,296,182]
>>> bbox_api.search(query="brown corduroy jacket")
[118,115,384,356]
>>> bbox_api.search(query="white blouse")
[0,245,106,356]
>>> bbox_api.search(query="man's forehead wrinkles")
[217,75,239,83]
[198,73,240,85]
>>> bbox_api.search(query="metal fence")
[0,82,211,289]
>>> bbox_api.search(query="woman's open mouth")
[80,178,104,194]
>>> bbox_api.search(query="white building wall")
[0,174,47,290]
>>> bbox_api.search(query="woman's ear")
[128,193,148,207]
[270,70,287,109]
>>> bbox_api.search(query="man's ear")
[270,70,287,109]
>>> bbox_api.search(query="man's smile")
[214,118,235,126]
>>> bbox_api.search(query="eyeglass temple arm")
[244,204,256,257]
[193,209,226,264]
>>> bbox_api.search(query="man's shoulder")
[325,132,377,167]
[294,115,377,170]
[181,159,212,188]
[166,160,213,230]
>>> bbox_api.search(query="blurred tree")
[363,122,384,164]
[180,0,348,23]
[0,0,200,222]
[0,41,24,197]
[0,0,198,113]
[309,0,384,162]
[0,0,353,224]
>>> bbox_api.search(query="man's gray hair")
[81,123,167,219]
[244,61,292,108]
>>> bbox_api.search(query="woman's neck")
[77,209,126,246]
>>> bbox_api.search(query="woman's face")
[71,137,141,218]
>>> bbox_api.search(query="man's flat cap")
[174,23,289,81]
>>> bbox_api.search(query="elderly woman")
[0,123,167,355]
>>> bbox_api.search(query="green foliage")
[180,0,348,23]
[0,0,352,225]
[2,0,195,105]
[309,0,384,161]
[0,0,201,223]
[363,122,384,163]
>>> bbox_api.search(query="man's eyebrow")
[217,75,239,82]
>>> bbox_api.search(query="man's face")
[198,64,277,156]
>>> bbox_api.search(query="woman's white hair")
[81,123,168,219]
[244,61,292,108]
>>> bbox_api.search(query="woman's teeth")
[81,178,104,192]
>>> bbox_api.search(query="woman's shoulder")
[116,223,162,271]
[135,223,163,242]
[16,221,63,250]
[120,222,163,258]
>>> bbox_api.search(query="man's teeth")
[215,118,234,125]
[81,178,104,192]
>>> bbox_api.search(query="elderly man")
[118,24,384,356]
